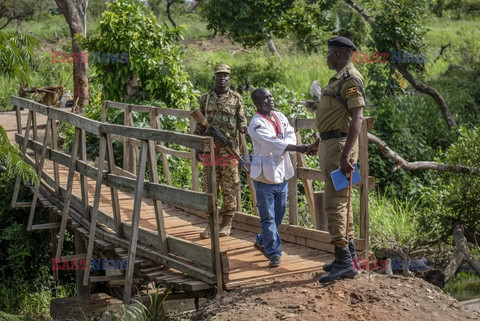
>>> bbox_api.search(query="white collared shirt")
[248,111,297,184]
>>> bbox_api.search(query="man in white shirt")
[248,88,317,267]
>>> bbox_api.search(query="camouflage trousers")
[318,137,358,247]
[201,147,239,217]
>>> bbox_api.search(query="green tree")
[79,0,198,109]
[0,31,39,84]
[201,0,335,53]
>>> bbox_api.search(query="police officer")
[312,36,366,283]
[194,64,248,238]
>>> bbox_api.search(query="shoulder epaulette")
[323,69,367,109]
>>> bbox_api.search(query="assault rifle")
[191,109,249,173]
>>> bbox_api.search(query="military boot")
[348,239,361,270]
[323,239,359,272]
[199,217,211,239]
[219,215,233,237]
[319,245,358,283]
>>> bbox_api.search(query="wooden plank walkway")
[41,160,332,289]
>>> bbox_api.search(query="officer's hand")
[340,156,355,174]
[195,149,203,162]
[306,139,319,155]
[240,126,248,134]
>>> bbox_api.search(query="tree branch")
[368,132,479,175]
[343,0,371,23]
[167,0,177,27]
[343,0,457,129]
[453,223,480,276]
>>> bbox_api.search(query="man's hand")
[306,139,319,156]
[195,149,203,162]
[340,156,355,174]
[302,100,317,111]
[240,126,248,134]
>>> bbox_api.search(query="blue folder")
[330,163,361,191]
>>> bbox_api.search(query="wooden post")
[106,134,123,237]
[123,105,132,173]
[295,131,316,225]
[11,110,32,207]
[239,133,258,216]
[27,118,52,230]
[75,230,90,301]
[79,129,89,219]
[51,120,60,197]
[83,134,107,286]
[359,117,371,260]
[55,128,81,258]
[288,153,298,226]
[314,191,328,231]
[206,138,223,293]
[151,109,172,186]
[123,140,148,303]
[189,115,199,191]
[147,138,168,255]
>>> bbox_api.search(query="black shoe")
[323,239,358,272]
[269,256,281,268]
[254,242,268,259]
[319,246,358,283]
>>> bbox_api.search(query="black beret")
[328,36,356,51]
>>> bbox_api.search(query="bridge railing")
[101,101,373,260]
[11,96,223,303]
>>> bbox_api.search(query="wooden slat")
[31,222,60,230]
[101,123,212,152]
[288,151,298,225]
[295,132,315,225]
[11,96,101,135]
[297,167,324,181]
[11,110,32,207]
[359,117,371,260]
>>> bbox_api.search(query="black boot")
[348,239,361,270]
[319,245,358,283]
[323,239,358,272]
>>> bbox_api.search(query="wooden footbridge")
[8,96,373,304]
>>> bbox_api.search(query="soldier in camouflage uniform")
[194,64,248,238]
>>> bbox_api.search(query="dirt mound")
[181,272,479,321]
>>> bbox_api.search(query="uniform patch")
[347,86,358,94]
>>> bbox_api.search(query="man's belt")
[319,131,347,140]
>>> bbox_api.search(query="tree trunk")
[267,39,280,57]
[55,0,89,113]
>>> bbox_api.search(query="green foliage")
[443,271,480,301]
[78,0,198,109]
[436,127,480,230]
[0,31,39,84]
[368,94,451,194]
[0,126,38,185]
[201,0,334,52]
[126,286,169,321]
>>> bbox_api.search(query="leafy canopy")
[201,0,335,52]
[79,0,197,109]
[0,31,39,84]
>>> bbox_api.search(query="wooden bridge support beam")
[123,140,148,303]
[56,128,81,258]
